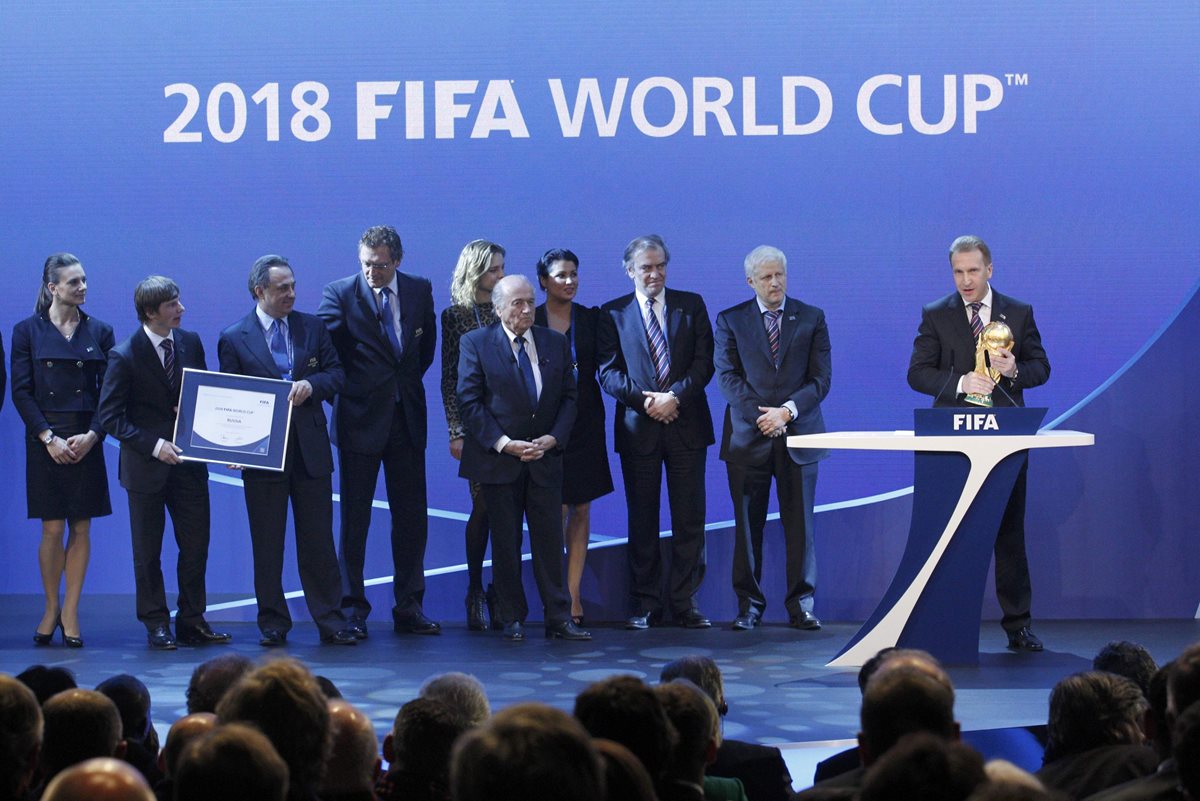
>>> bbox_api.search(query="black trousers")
[126,463,210,630]
[727,439,818,618]
[337,402,429,621]
[619,426,707,618]
[480,471,569,626]
[243,442,344,638]
[995,458,1033,633]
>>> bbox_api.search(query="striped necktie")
[644,297,671,391]
[160,338,175,383]
[764,308,782,365]
[969,302,984,339]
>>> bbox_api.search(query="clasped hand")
[643,391,679,423]
[756,406,791,438]
[503,435,557,462]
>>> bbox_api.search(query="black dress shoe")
[321,629,359,646]
[625,613,652,630]
[259,630,287,647]
[789,610,822,630]
[1006,626,1044,652]
[502,621,524,641]
[394,612,442,635]
[546,621,592,641]
[148,625,177,650]
[466,588,489,631]
[346,618,368,640]
[731,612,760,631]
[177,622,232,645]
[678,610,712,629]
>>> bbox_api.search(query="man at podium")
[907,235,1051,652]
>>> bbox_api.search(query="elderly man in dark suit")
[456,275,589,642]
[597,234,716,630]
[98,276,230,650]
[318,225,439,638]
[908,235,1051,651]
[714,245,831,631]
[218,255,356,647]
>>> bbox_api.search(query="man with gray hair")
[218,254,356,646]
[597,234,716,630]
[0,674,43,801]
[418,671,490,725]
[714,244,831,632]
[456,275,589,641]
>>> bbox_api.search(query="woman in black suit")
[534,248,614,624]
[10,253,115,647]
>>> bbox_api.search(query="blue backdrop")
[1,2,1197,622]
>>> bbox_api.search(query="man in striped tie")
[597,234,716,630]
[907,235,1051,652]
[714,246,831,632]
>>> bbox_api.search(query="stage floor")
[3,596,1196,790]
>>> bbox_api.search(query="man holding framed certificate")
[217,255,357,647]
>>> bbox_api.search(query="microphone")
[934,349,957,404]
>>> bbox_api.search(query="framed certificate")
[173,368,294,471]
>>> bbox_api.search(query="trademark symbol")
[1004,73,1029,86]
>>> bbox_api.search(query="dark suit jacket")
[710,738,794,801]
[217,309,344,479]
[596,288,715,455]
[456,323,576,487]
[1085,759,1181,801]
[317,272,436,454]
[908,289,1050,407]
[98,327,208,493]
[10,311,115,437]
[1036,744,1159,800]
[715,296,830,466]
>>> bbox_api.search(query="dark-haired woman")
[535,249,614,625]
[11,253,115,647]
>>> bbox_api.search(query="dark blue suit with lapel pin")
[318,271,437,628]
[597,288,715,622]
[715,296,831,621]
[218,308,348,640]
[456,322,576,626]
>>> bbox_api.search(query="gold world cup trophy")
[964,321,1014,407]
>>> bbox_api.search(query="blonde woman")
[441,240,506,630]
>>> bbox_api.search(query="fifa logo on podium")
[953,413,1000,431]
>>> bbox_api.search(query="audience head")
[858,665,959,767]
[654,680,721,784]
[186,653,253,714]
[593,738,657,801]
[1174,702,1200,800]
[16,664,78,705]
[1093,641,1158,698]
[0,674,43,801]
[156,713,215,780]
[659,655,728,716]
[383,696,470,796]
[1168,642,1200,721]
[419,671,491,725]
[95,675,152,745]
[40,757,154,801]
[574,675,678,786]
[1043,671,1147,762]
[859,732,986,801]
[321,699,380,797]
[866,648,953,694]
[982,759,1048,792]
[450,239,506,306]
[41,689,124,780]
[858,646,902,693]
[315,675,343,699]
[452,703,604,801]
[174,723,288,801]
[215,657,330,799]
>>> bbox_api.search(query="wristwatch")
[42,431,55,445]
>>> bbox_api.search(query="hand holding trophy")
[964,321,1014,407]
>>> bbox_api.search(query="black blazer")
[217,309,344,479]
[456,323,576,487]
[10,311,115,437]
[908,289,1050,407]
[596,288,715,455]
[317,272,436,454]
[714,296,831,466]
[98,327,208,492]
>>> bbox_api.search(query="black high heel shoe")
[466,587,488,631]
[59,618,84,649]
[33,616,58,647]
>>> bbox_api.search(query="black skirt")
[25,411,112,521]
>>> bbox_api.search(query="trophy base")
[964,392,994,408]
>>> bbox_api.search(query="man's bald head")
[158,713,217,779]
[41,757,154,801]
[321,700,381,796]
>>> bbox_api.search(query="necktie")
[515,335,538,408]
[269,319,292,378]
[380,287,403,359]
[644,298,671,391]
[969,302,984,339]
[764,309,782,365]
[160,338,175,384]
